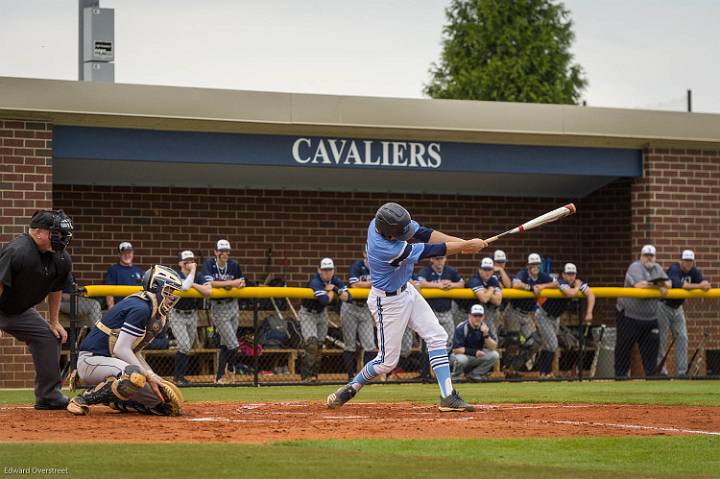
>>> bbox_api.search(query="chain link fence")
[62,285,719,386]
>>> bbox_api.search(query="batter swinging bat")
[484,203,577,244]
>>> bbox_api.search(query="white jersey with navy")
[366,219,444,292]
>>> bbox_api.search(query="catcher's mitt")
[158,379,184,416]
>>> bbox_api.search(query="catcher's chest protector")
[105,291,166,355]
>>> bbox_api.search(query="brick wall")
[53,184,629,288]
[632,147,720,373]
[0,119,54,388]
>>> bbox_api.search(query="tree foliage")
[424,0,587,104]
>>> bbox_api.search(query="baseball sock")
[429,349,453,398]
[349,361,378,391]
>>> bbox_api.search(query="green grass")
[0,438,718,479]
[2,380,719,406]
[2,382,719,478]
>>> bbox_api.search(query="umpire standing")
[0,210,73,409]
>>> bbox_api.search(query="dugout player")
[417,255,464,347]
[509,253,557,340]
[657,249,710,376]
[327,202,486,412]
[299,258,351,382]
[201,239,245,384]
[450,304,499,381]
[616,245,670,377]
[170,250,212,385]
[341,248,376,380]
[104,242,144,310]
[466,257,503,336]
[534,263,595,377]
[0,210,73,410]
[67,265,184,416]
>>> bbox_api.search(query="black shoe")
[34,396,69,410]
[326,384,357,409]
[438,390,475,412]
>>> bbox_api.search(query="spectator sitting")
[450,304,499,382]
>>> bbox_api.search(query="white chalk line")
[548,419,720,436]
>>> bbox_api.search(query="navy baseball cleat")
[326,384,357,409]
[438,390,475,412]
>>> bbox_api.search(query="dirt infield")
[2,402,719,443]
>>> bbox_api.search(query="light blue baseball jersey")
[366,219,443,292]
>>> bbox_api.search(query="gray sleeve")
[624,262,645,287]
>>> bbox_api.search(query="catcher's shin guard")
[67,365,146,416]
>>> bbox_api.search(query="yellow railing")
[81,285,720,301]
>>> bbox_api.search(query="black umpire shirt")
[0,234,72,315]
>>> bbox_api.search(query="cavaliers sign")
[291,137,442,168]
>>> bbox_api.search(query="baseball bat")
[590,324,606,378]
[654,334,676,376]
[484,203,577,244]
[689,331,709,377]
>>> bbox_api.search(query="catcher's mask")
[30,209,74,251]
[142,265,182,319]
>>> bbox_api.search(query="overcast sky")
[1,0,718,113]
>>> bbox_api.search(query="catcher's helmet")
[142,265,183,318]
[375,202,416,241]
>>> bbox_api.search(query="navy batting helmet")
[375,202,416,241]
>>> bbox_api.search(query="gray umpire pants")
[60,297,102,328]
[0,308,65,403]
[209,300,239,350]
[340,302,376,352]
[451,350,500,379]
[657,302,689,375]
[535,307,560,352]
[169,309,199,355]
[76,351,160,407]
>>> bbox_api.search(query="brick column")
[631,147,720,374]
[0,119,53,388]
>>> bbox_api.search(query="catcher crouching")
[67,265,184,416]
